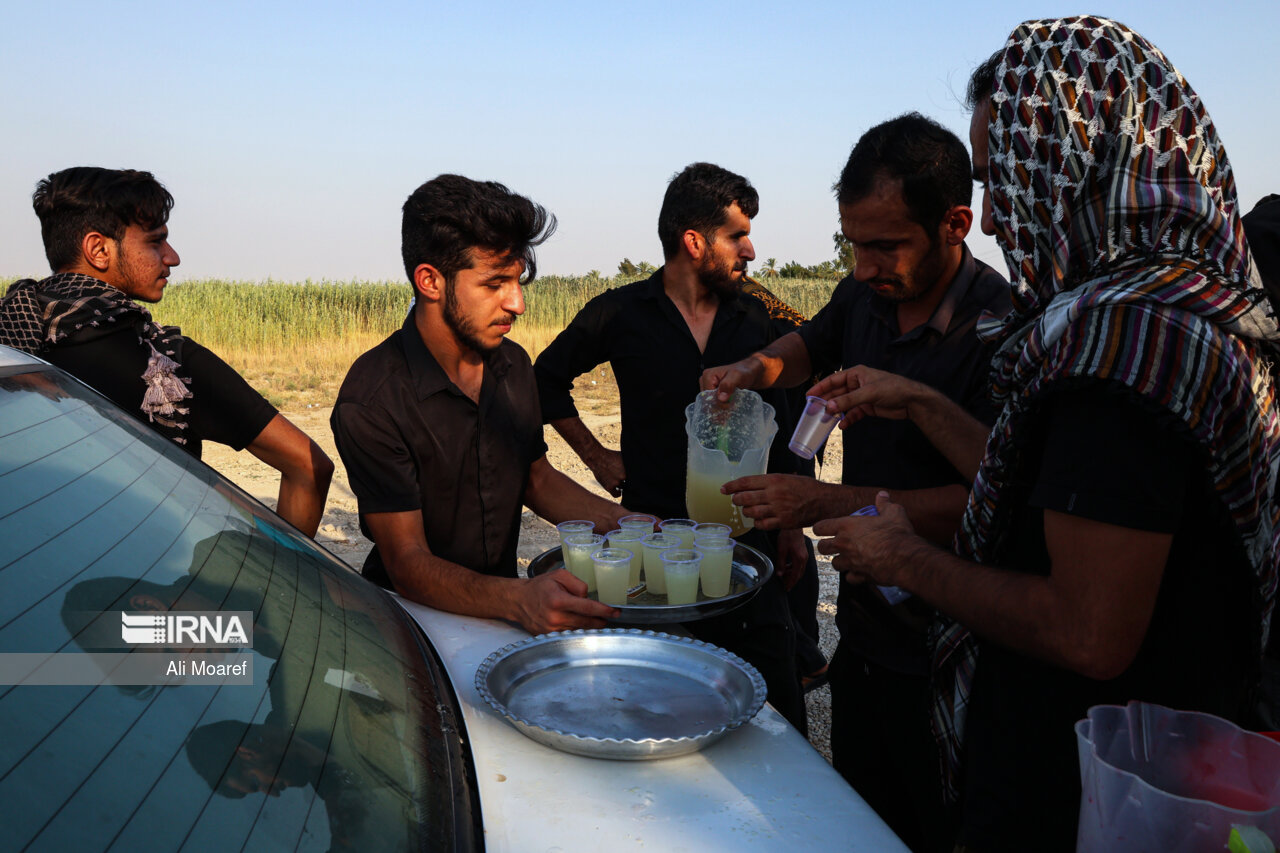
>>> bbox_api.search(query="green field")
[3,275,839,408]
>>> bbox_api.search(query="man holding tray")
[332,174,628,636]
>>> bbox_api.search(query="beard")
[443,280,514,354]
[697,251,745,298]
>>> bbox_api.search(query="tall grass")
[6,274,839,408]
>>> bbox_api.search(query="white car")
[0,346,905,851]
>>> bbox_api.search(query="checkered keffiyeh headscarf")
[930,15,1280,801]
[0,273,194,444]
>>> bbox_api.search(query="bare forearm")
[905,388,991,482]
[386,546,525,622]
[749,332,813,389]
[275,469,331,538]
[828,484,967,545]
[795,481,967,545]
[247,416,334,538]
[550,416,609,465]
[525,457,625,531]
[885,539,1088,672]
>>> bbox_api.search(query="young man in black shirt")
[0,167,333,537]
[701,114,1009,851]
[331,175,628,635]
[534,162,810,731]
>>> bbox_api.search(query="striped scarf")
[931,16,1280,802]
[0,273,194,444]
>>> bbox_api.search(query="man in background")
[0,166,332,537]
[534,162,810,731]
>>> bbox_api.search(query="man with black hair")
[534,161,811,732]
[0,166,333,537]
[331,174,628,635]
[809,20,1280,849]
[701,115,1009,851]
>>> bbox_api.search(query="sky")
[3,1,1277,284]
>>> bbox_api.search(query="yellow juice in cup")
[661,549,702,606]
[698,541,735,598]
[606,530,646,586]
[593,548,633,606]
[658,518,697,550]
[641,533,678,594]
[561,532,604,593]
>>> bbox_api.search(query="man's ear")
[412,264,445,303]
[681,229,707,262]
[940,205,974,246]
[81,231,114,273]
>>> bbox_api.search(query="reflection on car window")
[0,367,472,851]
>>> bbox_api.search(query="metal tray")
[526,542,773,624]
[474,629,766,759]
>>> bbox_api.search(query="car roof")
[396,598,908,851]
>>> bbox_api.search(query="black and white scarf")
[0,273,193,444]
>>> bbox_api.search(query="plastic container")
[789,395,839,459]
[684,390,777,536]
[1076,701,1280,851]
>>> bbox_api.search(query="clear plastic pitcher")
[1076,701,1280,852]
[684,389,777,535]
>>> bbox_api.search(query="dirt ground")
[202,389,848,761]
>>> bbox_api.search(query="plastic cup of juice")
[693,522,732,541]
[696,539,735,598]
[788,395,839,459]
[640,532,678,594]
[606,529,647,586]
[658,518,697,549]
[593,548,634,606]
[661,548,703,605]
[556,520,594,549]
[618,514,658,534]
[561,532,605,592]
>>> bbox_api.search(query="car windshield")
[0,364,475,851]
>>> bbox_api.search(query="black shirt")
[796,246,1011,673]
[44,326,277,460]
[534,268,801,519]
[331,314,547,587]
[958,388,1258,851]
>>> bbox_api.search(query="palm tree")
[761,258,780,278]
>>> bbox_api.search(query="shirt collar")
[640,265,748,315]
[925,243,979,336]
[398,311,512,400]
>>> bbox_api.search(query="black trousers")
[787,536,826,676]
[829,643,956,853]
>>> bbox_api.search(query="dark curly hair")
[33,167,174,272]
[657,162,759,260]
[401,174,556,286]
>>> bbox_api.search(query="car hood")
[394,598,906,851]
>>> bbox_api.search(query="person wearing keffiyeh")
[0,167,334,538]
[807,16,1280,850]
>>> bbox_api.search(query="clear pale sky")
[3,1,1276,284]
